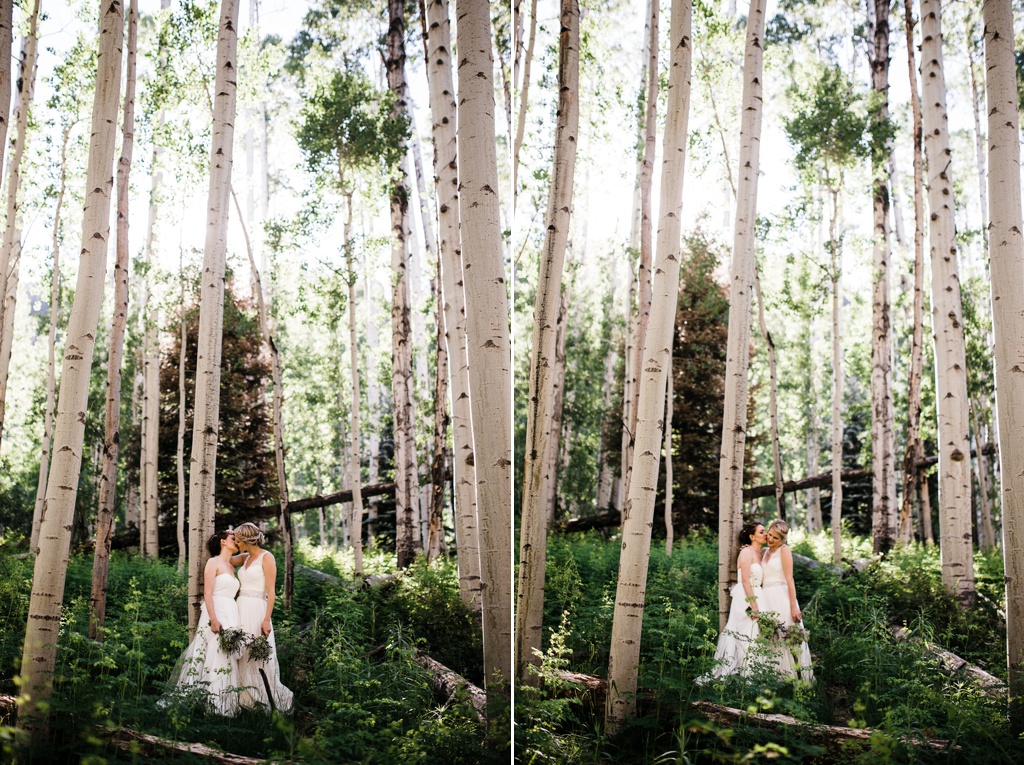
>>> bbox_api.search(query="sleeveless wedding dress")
[707,561,765,679]
[760,548,814,681]
[236,552,294,712]
[162,572,243,716]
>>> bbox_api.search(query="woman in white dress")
[163,530,244,715]
[233,522,293,712]
[707,522,768,679]
[760,519,814,681]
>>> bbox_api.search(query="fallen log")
[893,628,1006,698]
[414,652,487,722]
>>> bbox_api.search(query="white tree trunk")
[512,0,537,203]
[545,285,571,527]
[830,189,844,566]
[970,400,995,549]
[90,0,138,640]
[664,347,674,556]
[177,252,187,572]
[19,0,122,730]
[455,0,513,692]
[921,0,975,602]
[754,268,784,519]
[716,0,765,631]
[982,0,1024,730]
[515,0,579,686]
[143,312,160,557]
[806,318,822,532]
[870,0,896,554]
[344,196,365,574]
[0,0,13,193]
[422,0,480,611]
[605,0,692,732]
[0,0,40,443]
[187,0,239,632]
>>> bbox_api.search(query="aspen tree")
[512,0,537,202]
[90,0,138,640]
[426,256,447,562]
[983,0,1024,730]
[717,0,766,628]
[19,0,123,733]
[516,0,579,686]
[421,0,481,611]
[664,346,674,555]
[605,0,692,731]
[143,312,160,557]
[0,0,41,443]
[343,194,365,573]
[187,0,240,631]
[754,269,784,518]
[0,0,11,191]
[455,0,513,691]
[920,0,974,601]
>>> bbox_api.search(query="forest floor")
[0,539,508,764]
[515,529,1022,764]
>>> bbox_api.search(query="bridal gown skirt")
[709,579,765,679]
[759,583,814,682]
[236,554,293,712]
[163,574,242,716]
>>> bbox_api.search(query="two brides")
[708,519,814,682]
[163,523,293,715]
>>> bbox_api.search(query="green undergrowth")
[0,537,506,764]
[516,529,1022,764]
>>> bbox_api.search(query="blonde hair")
[767,519,790,541]
[234,522,265,546]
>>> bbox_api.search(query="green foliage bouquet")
[217,626,248,659]
[247,634,272,664]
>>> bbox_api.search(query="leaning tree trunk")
[31,122,71,551]
[89,0,137,640]
[19,0,122,734]
[512,0,537,203]
[899,0,926,545]
[605,0,692,733]
[421,0,480,611]
[187,0,240,632]
[0,0,40,445]
[515,0,579,687]
[869,0,896,555]
[0,0,12,193]
[716,0,765,631]
[983,0,1024,731]
[920,0,975,603]
[455,0,514,695]
[386,0,420,569]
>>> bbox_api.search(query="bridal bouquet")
[218,626,249,658]
[247,634,273,664]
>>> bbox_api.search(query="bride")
[162,530,244,715]
[706,522,768,679]
[232,522,293,712]
[760,519,814,681]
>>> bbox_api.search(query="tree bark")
[512,0,537,203]
[177,250,187,572]
[717,0,765,630]
[343,193,366,573]
[753,267,784,519]
[422,0,480,611]
[0,0,12,195]
[546,285,570,526]
[426,254,448,562]
[830,186,844,566]
[806,318,821,532]
[664,348,674,555]
[920,0,974,603]
[19,0,123,733]
[32,122,71,551]
[187,0,239,632]
[970,399,995,550]
[142,312,160,558]
[870,0,896,555]
[0,0,40,445]
[605,0,692,733]
[982,0,1024,730]
[898,0,926,546]
[455,0,514,693]
[90,0,138,640]
[516,0,579,686]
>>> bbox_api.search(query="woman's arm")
[204,559,221,633]
[229,551,249,568]
[739,549,759,618]
[261,553,277,636]
[781,546,801,621]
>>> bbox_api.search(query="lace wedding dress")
[236,552,294,712]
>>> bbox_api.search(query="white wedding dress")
[760,548,814,681]
[162,573,243,716]
[708,562,765,679]
[236,552,294,712]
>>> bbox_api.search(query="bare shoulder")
[262,551,277,565]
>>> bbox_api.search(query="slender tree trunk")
[982,0,1024,729]
[545,284,570,527]
[365,274,380,542]
[716,0,765,631]
[971,399,995,549]
[187,0,240,632]
[605,0,692,732]
[176,251,187,573]
[422,0,480,610]
[512,0,537,203]
[516,0,579,686]
[899,0,926,545]
[966,19,987,249]
[870,0,896,554]
[32,123,70,551]
[455,0,514,694]
[90,0,137,640]
[0,0,40,444]
[138,285,150,556]
[0,0,13,194]
[427,255,448,562]
[921,0,974,603]
[387,0,420,569]
[343,193,366,573]
[664,346,674,556]
[143,313,160,557]
[806,318,822,532]
[830,187,844,566]
[754,267,784,519]
[19,0,123,733]
[596,338,618,510]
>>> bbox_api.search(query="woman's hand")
[792,607,802,622]
[210,618,222,634]
[261,619,272,637]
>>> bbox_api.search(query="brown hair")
[207,529,232,557]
